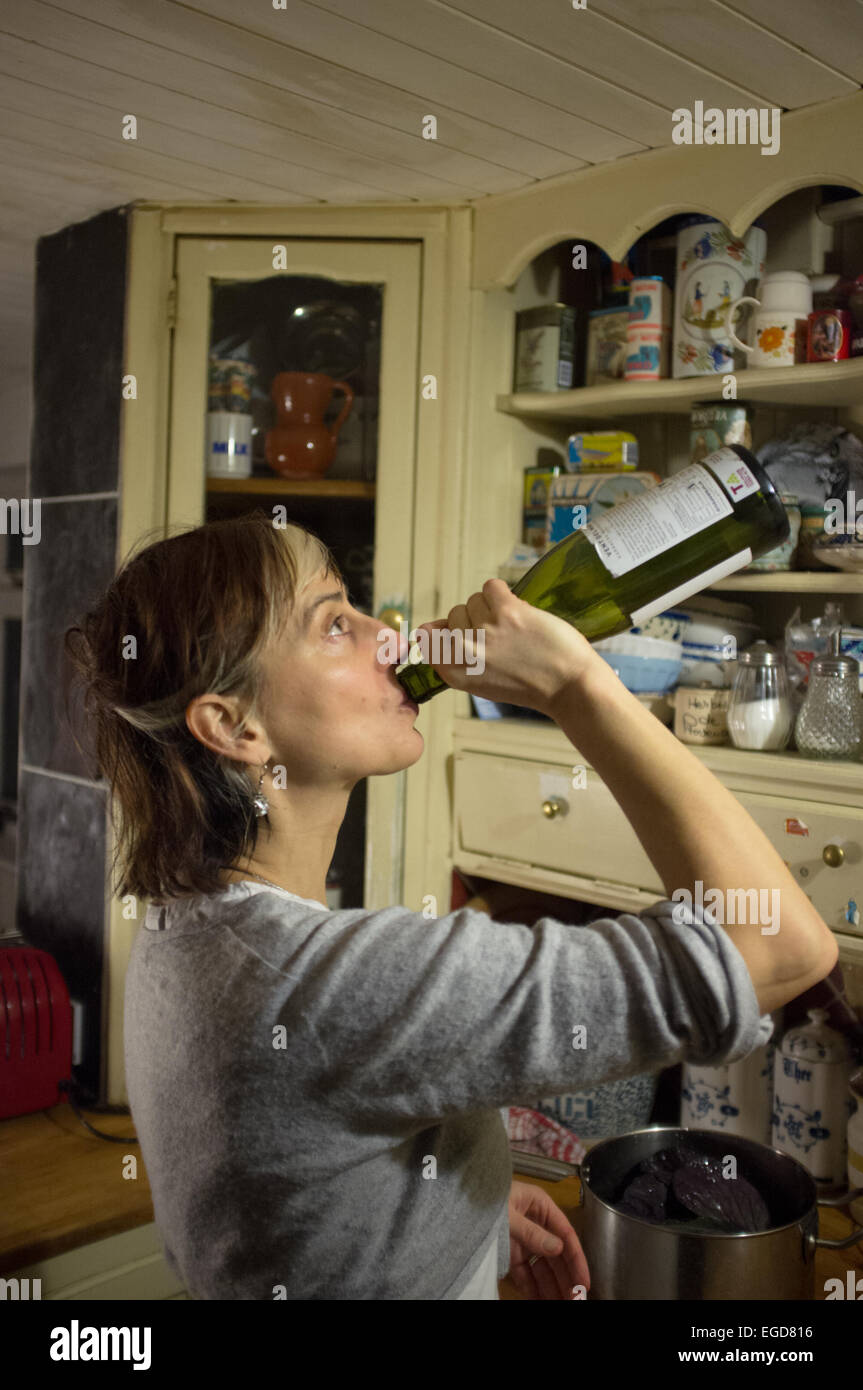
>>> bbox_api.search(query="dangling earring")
[252,762,269,818]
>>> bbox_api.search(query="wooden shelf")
[453,715,863,799]
[499,562,863,594]
[496,359,863,421]
[711,571,863,592]
[206,476,375,498]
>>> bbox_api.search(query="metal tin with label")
[690,400,754,464]
[514,304,579,392]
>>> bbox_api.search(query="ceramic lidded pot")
[681,1019,778,1143]
[772,1007,855,1192]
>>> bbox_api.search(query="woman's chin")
[392,727,425,768]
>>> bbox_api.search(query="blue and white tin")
[628,276,672,330]
[772,1007,856,1193]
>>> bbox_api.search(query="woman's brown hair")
[64,510,340,905]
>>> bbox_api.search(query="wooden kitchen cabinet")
[454,720,863,941]
[103,94,863,1102]
[446,93,863,1018]
[105,203,473,1102]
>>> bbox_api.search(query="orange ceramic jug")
[265,372,354,479]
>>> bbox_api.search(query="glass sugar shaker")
[726,641,794,751]
[794,629,863,759]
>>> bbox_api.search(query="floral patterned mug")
[726,299,808,367]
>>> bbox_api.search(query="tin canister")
[744,493,801,571]
[689,400,754,464]
[522,465,559,552]
[566,431,638,471]
[625,325,671,380]
[547,470,659,544]
[807,308,852,362]
[585,306,630,385]
[514,304,580,391]
[628,276,672,330]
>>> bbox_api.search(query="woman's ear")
[185,693,269,765]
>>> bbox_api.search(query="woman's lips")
[399,697,419,713]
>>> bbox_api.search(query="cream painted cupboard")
[106,90,863,1103]
[452,88,863,1010]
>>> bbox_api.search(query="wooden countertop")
[0,1103,154,1276]
[500,1171,863,1300]
[3,1104,860,1298]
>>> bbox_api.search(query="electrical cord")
[57,1077,139,1144]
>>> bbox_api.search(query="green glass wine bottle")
[396,444,788,704]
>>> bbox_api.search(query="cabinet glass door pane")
[208,275,381,483]
[169,239,422,911]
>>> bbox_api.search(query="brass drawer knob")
[822,843,845,868]
[542,797,567,819]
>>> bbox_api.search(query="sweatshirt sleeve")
[275,895,773,1127]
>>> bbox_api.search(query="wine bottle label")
[703,445,762,504]
[629,548,753,625]
[582,456,744,579]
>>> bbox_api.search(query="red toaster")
[0,947,73,1120]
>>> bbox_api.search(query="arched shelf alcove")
[472,90,863,290]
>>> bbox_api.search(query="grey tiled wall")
[20,497,118,776]
[18,207,128,1101]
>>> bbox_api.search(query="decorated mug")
[672,220,766,378]
[726,300,807,367]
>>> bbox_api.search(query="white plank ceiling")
[0,0,862,373]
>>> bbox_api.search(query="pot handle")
[509,1146,583,1192]
[809,1186,863,1250]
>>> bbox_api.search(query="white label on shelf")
[629,548,753,625]
[582,462,735,579]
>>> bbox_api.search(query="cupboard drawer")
[453,751,863,937]
[733,791,863,938]
[454,751,663,895]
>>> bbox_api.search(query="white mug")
[726,301,807,368]
[206,412,253,478]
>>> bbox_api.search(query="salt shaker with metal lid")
[726,640,794,751]
[794,628,863,759]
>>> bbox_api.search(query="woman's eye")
[328,614,349,636]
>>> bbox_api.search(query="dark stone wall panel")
[20,497,118,778]
[31,207,128,498]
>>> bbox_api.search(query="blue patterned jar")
[772,1007,855,1193]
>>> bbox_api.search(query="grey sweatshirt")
[123,881,773,1300]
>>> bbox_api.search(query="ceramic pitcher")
[265,372,354,479]
[672,219,767,378]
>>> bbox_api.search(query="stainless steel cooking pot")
[512,1126,863,1300]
